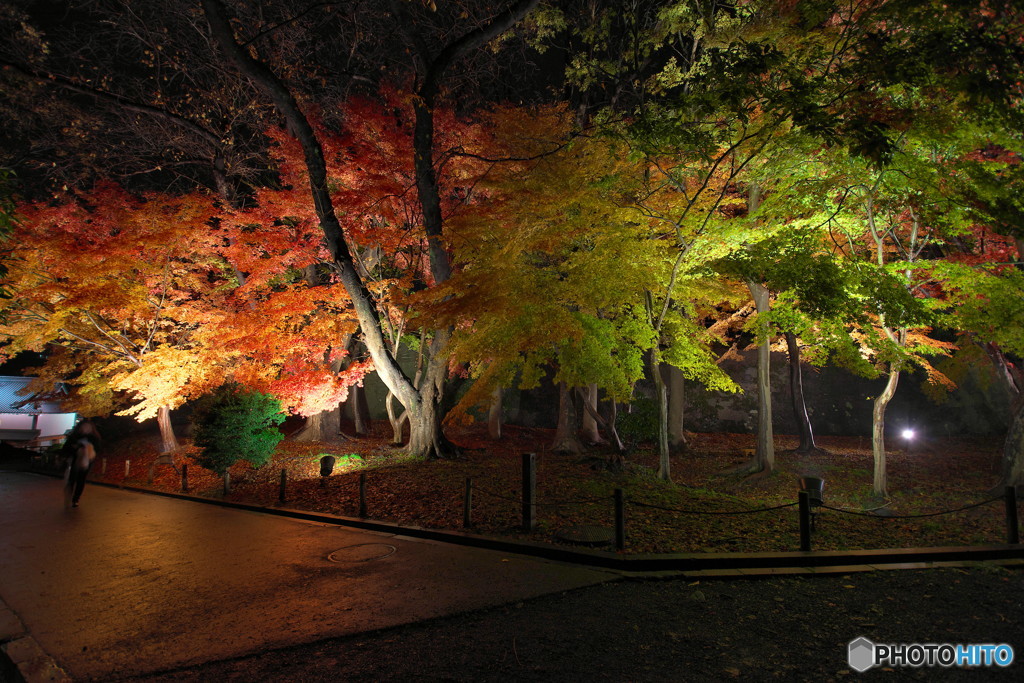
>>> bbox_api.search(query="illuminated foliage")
[191,383,285,475]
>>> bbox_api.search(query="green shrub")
[616,397,660,445]
[191,384,285,475]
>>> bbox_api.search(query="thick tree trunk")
[347,383,371,436]
[665,363,687,453]
[293,406,342,443]
[785,331,817,454]
[405,330,457,459]
[551,382,584,454]
[487,386,503,440]
[157,405,178,454]
[579,384,604,445]
[747,281,774,473]
[1002,400,1024,488]
[872,367,900,498]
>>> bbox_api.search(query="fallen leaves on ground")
[90,423,1014,554]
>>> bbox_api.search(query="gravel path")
[124,566,1023,682]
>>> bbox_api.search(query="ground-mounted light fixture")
[319,454,336,486]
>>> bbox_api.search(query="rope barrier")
[533,496,609,508]
[821,496,1003,519]
[471,485,521,504]
[631,500,799,515]
[472,484,608,507]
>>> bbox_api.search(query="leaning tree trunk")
[665,363,688,453]
[156,405,179,455]
[487,386,503,440]
[872,366,900,498]
[203,0,538,462]
[551,382,584,454]
[979,340,1024,489]
[579,384,604,445]
[746,281,775,474]
[785,331,817,454]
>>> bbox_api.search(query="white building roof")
[0,376,69,415]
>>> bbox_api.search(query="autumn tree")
[0,185,226,452]
[420,105,660,456]
[200,0,543,459]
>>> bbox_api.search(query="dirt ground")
[123,566,1023,682]
[82,424,1015,555]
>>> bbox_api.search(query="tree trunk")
[348,383,371,436]
[385,391,409,446]
[487,386,503,440]
[785,331,817,454]
[1001,399,1024,488]
[293,406,342,443]
[872,366,900,498]
[579,384,603,445]
[405,330,457,459]
[665,363,687,453]
[747,281,774,473]
[157,405,179,455]
[648,348,672,481]
[606,399,626,464]
[551,382,584,454]
[204,0,536,461]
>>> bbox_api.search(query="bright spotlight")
[901,428,915,441]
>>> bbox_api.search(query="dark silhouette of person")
[63,420,101,508]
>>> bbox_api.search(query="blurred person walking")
[63,420,101,508]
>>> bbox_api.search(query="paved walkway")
[0,472,618,681]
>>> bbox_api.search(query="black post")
[279,468,287,504]
[799,490,811,551]
[522,453,536,530]
[463,478,473,529]
[359,471,367,518]
[1006,486,1020,545]
[614,488,626,551]
[181,463,189,493]
[223,470,230,496]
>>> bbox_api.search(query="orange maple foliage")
[1,183,227,417]
[0,181,366,421]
